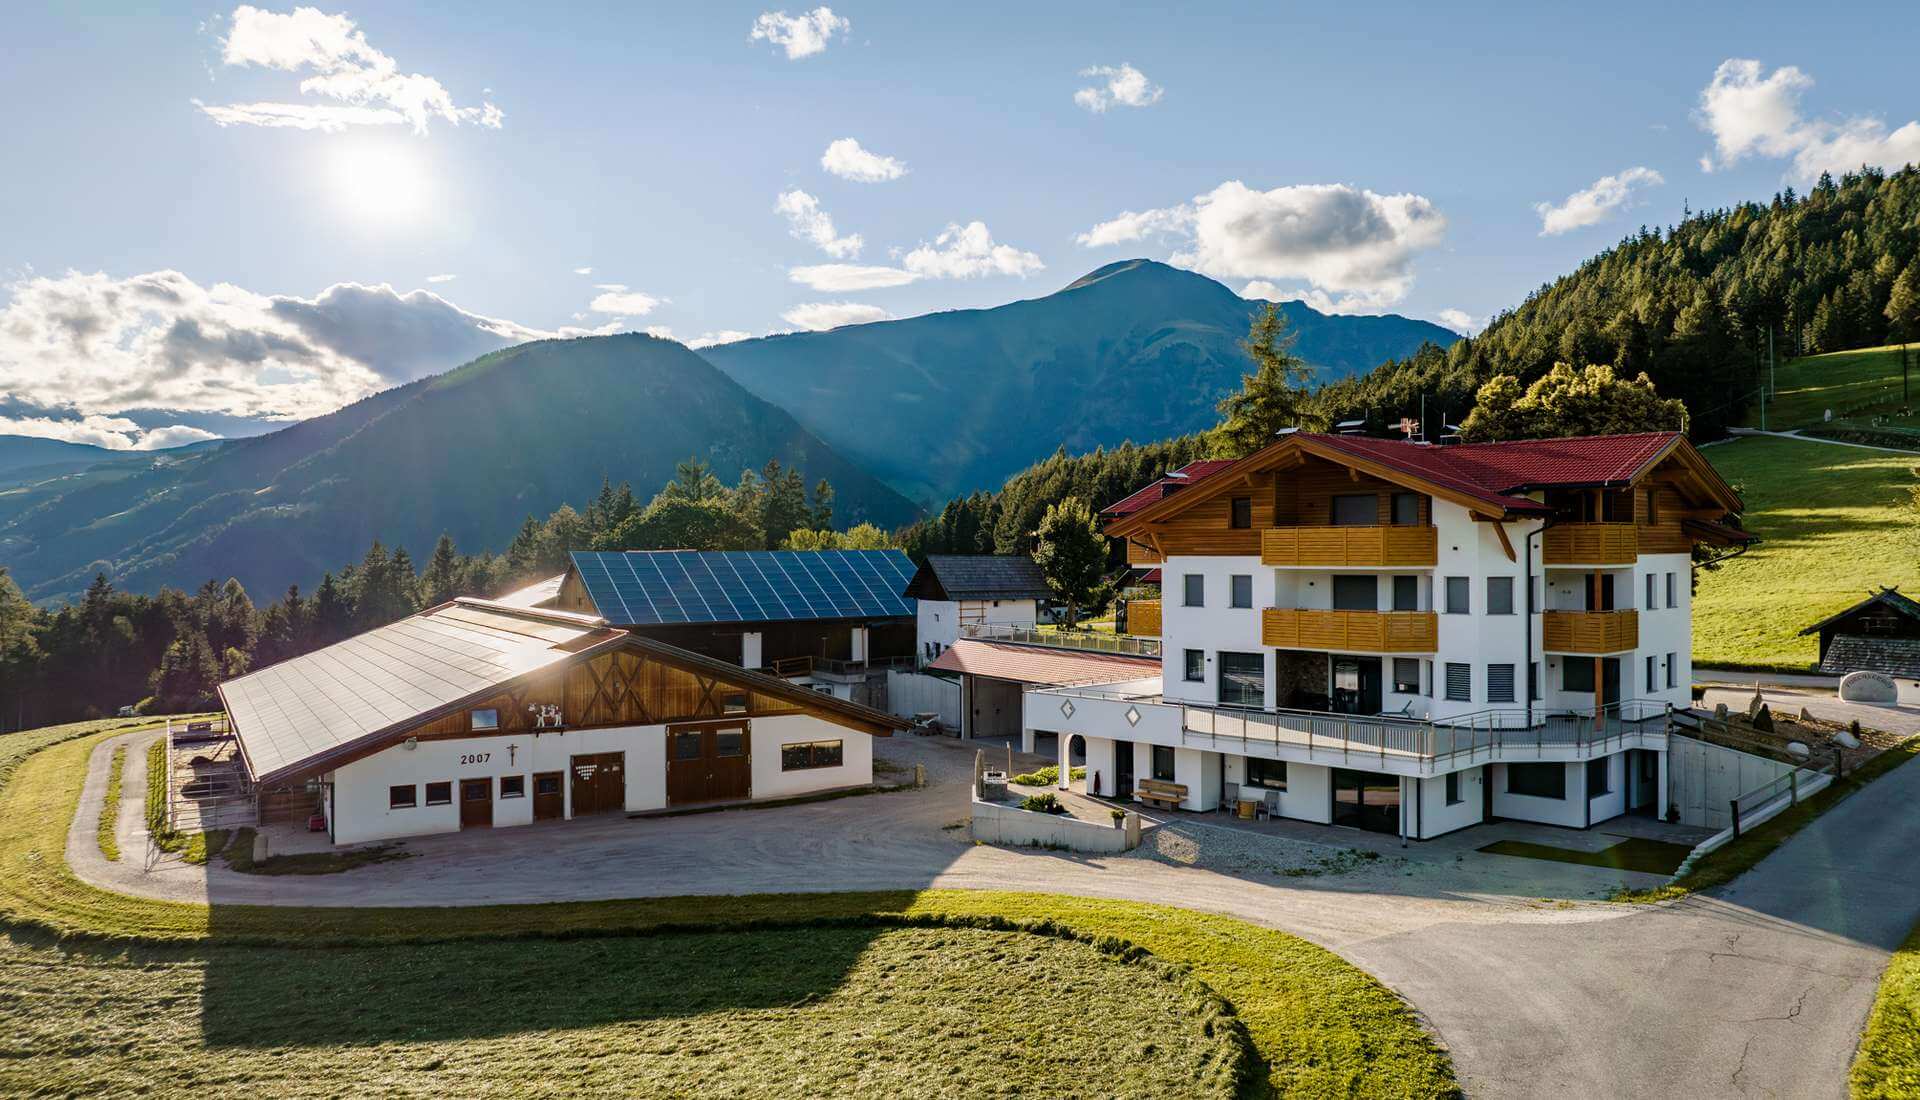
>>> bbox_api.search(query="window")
[1245,757,1288,790]
[1444,662,1471,702]
[535,774,562,796]
[499,775,525,799]
[1392,575,1419,611]
[425,781,452,806]
[1217,652,1265,708]
[1393,658,1421,694]
[1152,745,1176,782]
[1666,652,1677,689]
[470,707,500,731]
[722,692,748,714]
[1391,492,1421,526]
[673,731,704,760]
[1183,649,1206,682]
[1183,574,1204,607]
[1423,659,1434,698]
[1646,574,1657,611]
[1563,659,1595,693]
[1230,574,1253,609]
[1445,771,1463,805]
[1645,487,1659,524]
[1666,572,1676,608]
[715,730,746,757]
[463,780,490,803]
[1332,493,1377,525]
[1229,495,1252,529]
[1586,756,1612,797]
[1646,655,1658,692]
[781,740,844,771]
[388,784,417,809]
[1507,762,1566,800]
[1486,663,1515,703]
[1487,576,1514,615]
[1444,576,1469,614]
[1332,575,1377,611]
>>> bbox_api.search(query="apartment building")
[1029,430,1749,839]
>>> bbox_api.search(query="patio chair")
[1261,789,1281,821]
[1221,781,1240,814]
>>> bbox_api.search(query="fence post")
[1835,747,1846,781]
[1729,799,1741,839]
[1789,770,1798,806]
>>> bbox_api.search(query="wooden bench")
[1135,778,1188,811]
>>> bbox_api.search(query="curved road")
[71,725,1920,1098]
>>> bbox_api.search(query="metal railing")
[768,654,915,679]
[960,621,1163,659]
[1179,698,1671,770]
[1727,760,1833,838]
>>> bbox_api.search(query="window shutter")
[1486,664,1515,703]
[1444,662,1471,702]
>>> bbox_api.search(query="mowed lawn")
[1738,343,1920,430]
[1696,435,1920,670]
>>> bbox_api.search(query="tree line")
[0,458,885,730]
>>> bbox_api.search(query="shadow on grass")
[1478,837,1693,876]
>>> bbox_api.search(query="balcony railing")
[960,621,1162,659]
[1543,523,1638,565]
[1261,525,1438,568]
[1542,609,1639,653]
[1124,598,1160,637]
[1181,698,1671,769]
[1262,608,1438,653]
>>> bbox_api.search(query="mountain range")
[0,261,1455,603]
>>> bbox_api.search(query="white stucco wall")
[917,598,1040,656]
[1489,760,1587,827]
[1222,754,1334,824]
[1158,555,1269,707]
[1585,751,1627,825]
[749,713,874,800]
[1414,766,1485,838]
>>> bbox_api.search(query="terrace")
[960,621,1162,659]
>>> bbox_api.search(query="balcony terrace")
[1543,523,1638,566]
[1261,524,1438,568]
[1262,608,1438,653]
[1542,609,1639,654]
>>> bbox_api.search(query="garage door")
[570,752,625,816]
[666,721,751,806]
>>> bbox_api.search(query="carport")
[925,639,1161,750]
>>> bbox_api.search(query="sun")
[325,139,431,223]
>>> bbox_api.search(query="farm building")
[901,554,1052,663]
[218,597,905,845]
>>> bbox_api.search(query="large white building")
[1027,431,1750,839]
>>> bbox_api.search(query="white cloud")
[821,138,907,182]
[572,266,594,276]
[1696,58,1920,181]
[0,270,553,427]
[1534,167,1665,235]
[0,414,222,452]
[687,330,752,349]
[788,264,920,291]
[750,7,849,60]
[1074,63,1163,113]
[1083,181,1444,308]
[587,285,664,315]
[775,190,863,258]
[901,222,1045,280]
[425,273,457,283]
[1434,308,1480,335]
[781,302,891,331]
[200,4,502,135]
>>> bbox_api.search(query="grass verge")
[96,746,126,862]
[218,827,412,875]
[1696,435,1920,670]
[1615,734,1920,904]
[1479,837,1693,876]
[0,722,1457,1098]
[1854,920,1920,1098]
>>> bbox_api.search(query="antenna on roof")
[1274,426,1299,436]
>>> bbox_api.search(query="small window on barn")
[535,774,562,796]
[499,775,525,799]
[782,740,844,771]
[722,692,748,714]
[389,784,417,809]
[470,708,500,731]
[673,731,704,760]
[1229,496,1252,529]
[715,730,746,758]
[425,781,452,806]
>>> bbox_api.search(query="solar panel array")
[569,550,918,626]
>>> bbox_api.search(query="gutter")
[1523,513,1559,729]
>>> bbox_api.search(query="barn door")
[667,722,753,806]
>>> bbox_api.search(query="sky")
[4,2,1919,450]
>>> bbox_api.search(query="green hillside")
[1695,435,1920,671]
[1737,342,1920,434]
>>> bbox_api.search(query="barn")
[218,597,906,845]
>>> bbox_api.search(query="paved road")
[66,717,1920,1098]
[1728,427,1920,455]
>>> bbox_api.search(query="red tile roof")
[1101,460,1236,516]
[926,639,1161,686]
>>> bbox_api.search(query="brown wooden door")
[570,753,625,815]
[460,778,492,829]
[532,771,564,820]
[666,722,752,806]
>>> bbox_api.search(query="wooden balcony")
[1261,608,1438,653]
[1542,523,1638,566]
[1542,609,1639,653]
[1261,525,1438,568]
[1124,599,1160,637]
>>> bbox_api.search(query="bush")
[1019,793,1067,815]
[1009,765,1086,786]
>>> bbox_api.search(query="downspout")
[1523,512,1557,730]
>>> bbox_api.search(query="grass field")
[1855,920,1920,1098]
[95,745,124,861]
[0,721,1458,1098]
[1695,435,1920,670]
[1738,343,1919,430]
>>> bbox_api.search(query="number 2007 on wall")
[460,752,490,766]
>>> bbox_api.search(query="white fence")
[887,670,961,729]
[969,796,1140,853]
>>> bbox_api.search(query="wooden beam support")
[1492,521,1516,562]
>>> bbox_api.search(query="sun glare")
[326,139,431,223]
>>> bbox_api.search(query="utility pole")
[1768,326,1775,398]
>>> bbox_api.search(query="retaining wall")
[969,796,1140,853]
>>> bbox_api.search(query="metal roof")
[926,639,1161,686]
[221,600,622,784]
[493,572,567,608]
[902,555,1050,601]
[567,549,917,627]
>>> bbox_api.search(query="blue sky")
[4,2,1919,448]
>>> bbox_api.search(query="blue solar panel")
[568,550,916,626]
